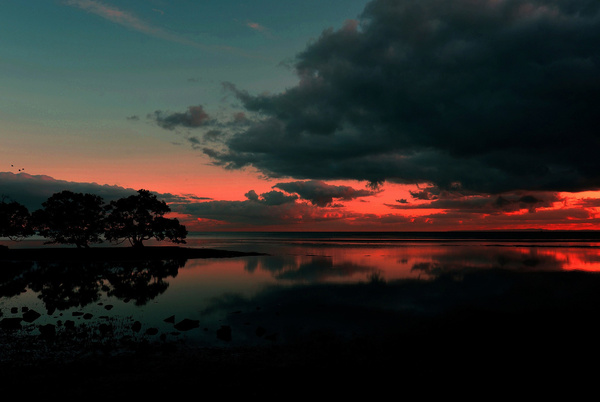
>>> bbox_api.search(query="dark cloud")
[0,172,193,211]
[172,196,341,228]
[245,189,299,205]
[232,112,250,125]
[186,136,202,149]
[409,189,438,201]
[273,180,378,206]
[0,172,137,210]
[150,105,211,130]
[188,0,600,194]
[388,191,562,214]
[203,130,222,142]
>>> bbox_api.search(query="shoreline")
[0,245,267,261]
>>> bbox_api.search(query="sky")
[2,0,600,232]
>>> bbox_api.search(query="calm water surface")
[2,232,600,347]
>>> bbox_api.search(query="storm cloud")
[190,0,600,194]
[388,190,562,214]
[273,180,379,206]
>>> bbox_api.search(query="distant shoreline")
[0,246,267,261]
[186,230,600,239]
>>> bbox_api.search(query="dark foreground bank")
[1,305,597,398]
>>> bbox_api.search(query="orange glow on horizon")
[6,160,600,232]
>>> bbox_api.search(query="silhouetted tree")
[104,189,187,248]
[0,199,34,241]
[33,190,106,248]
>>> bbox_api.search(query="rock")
[104,305,114,310]
[164,315,175,323]
[132,321,142,332]
[83,313,93,320]
[22,309,42,323]
[64,320,75,330]
[174,319,200,331]
[217,325,232,342]
[11,307,18,314]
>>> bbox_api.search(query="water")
[2,231,600,349]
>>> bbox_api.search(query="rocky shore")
[2,295,599,398]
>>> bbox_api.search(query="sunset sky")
[2,0,600,232]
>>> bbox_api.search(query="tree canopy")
[2,189,187,248]
[33,190,106,248]
[0,199,34,241]
[104,189,187,248]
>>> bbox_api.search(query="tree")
[104,189,187,248]
[33,191,106,248]
[0,199,34,241]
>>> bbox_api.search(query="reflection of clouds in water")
[244,255,297,274]
[411,246,567,278]
[199,280,404,345]
[244,255,375,283]
[275,257,373,282]
[195,266,600,347]
[242,245,600,284]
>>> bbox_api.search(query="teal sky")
[2,0,369,121]
[1,0,368,193]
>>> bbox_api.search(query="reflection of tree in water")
[104,259,185,306]
[0,258,186,312]
[28,261,106,313]
[0,260,34,298]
